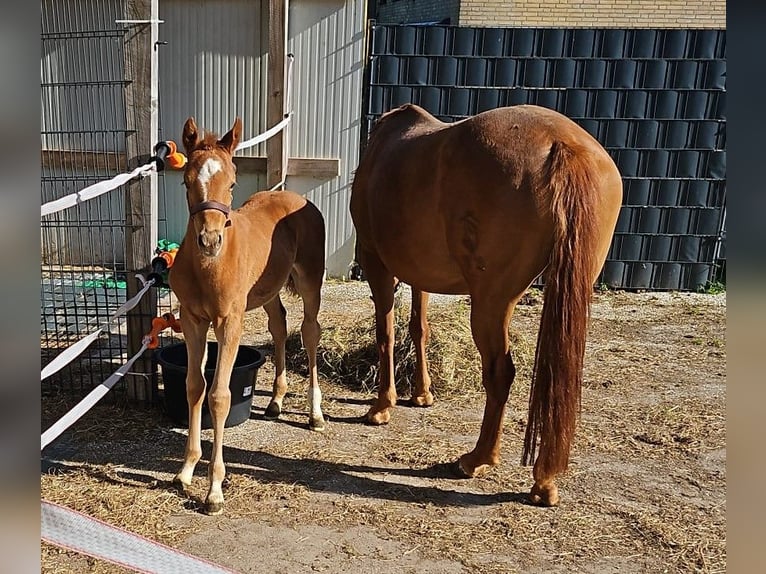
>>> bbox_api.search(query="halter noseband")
[189,200,232,227]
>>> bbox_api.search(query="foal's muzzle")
[189,200,231,257]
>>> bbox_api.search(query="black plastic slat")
[447,88,471,116]
[521,59,547,87]
[645,149,670,177]
[465,58,487,86]
[696,208,722,235]
[541,28,567,57]
[605,119,630,148]
[565,90,589,117]
[594,90,618,118]
[378,55,400,85]
[625,179,651,205]
[649,235,672,261]
[662,29,689,58]
[659,263,682,290]
[635,120,659,148]
[692,30,719,59]
[669,208,692,234]
[707,151,726,179]
[612,60,637,89]
[631,29,658,58]
[453,28,476,56]
[535,90,560,110]
[372,26,388,56]
[693,120,723,149]
[602,261,625,287]
[506,88,530,106]
[481,28,505,57]
[684,180,710,207]
[642,60,668,89]
[572,29,598,57]
[629,261,654,289]
[583,59,607,88]
[477,89,500,112]
[395,27,417,55]
[552,59,577,88]
[510,28,536,56]
[654,90,679,119]
[618,149,640,177]
[682,90,708,120]
[493,59,516,86]
[417,87,443,114]
[601,29,627,58]
[664,120,691,148]
[369,87,384,114]
[624,90,649,118]
[407,57,430,85]
[677,60,702,90]
[704,60,726,90]
[424,26,447,55]
[656,179,681,206]
[435,57,458,86]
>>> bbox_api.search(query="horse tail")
[521,140,599,478]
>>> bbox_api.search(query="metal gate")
[41,0,169,398]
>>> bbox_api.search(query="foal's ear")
[218,117,242,155]
[182,117,199,154]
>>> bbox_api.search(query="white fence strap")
[235,113,292,152]
[41,341,149,450]
[41,276,155,381]
[42,500,238,574]
[41,163,156,218]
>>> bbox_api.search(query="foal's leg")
[173,312,209,493]
[263,296,288,420]
[457,299,516,478]
[409,288,434,407]
[204,312,244,515]
[295,276,325,431]
[358,249,397,425]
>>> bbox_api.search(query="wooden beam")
[234,156,340,179]
[41,150,127,172]
[123,0,156,402]
[266,0,287,188]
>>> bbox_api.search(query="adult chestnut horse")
[169,117,326,515]
[350,104,622,506]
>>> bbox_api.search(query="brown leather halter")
[189,200,232,227]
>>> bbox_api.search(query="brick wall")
[373,1,726,28]
[459,0,726,28]
[375,0,460,25]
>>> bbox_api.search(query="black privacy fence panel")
[366,26,726,291]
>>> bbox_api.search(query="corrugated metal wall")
[158,0,366,277]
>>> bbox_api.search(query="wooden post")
[267,0,288,189]
[123,0,157,401]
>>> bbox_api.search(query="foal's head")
[181,116,241,257]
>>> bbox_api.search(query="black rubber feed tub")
[157,341,266,429]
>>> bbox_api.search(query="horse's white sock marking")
[197,158,222,200]
[308,385,323,419]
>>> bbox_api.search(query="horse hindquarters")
[522,141,615,506]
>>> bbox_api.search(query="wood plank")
[41,150,127,172]
[267,0,287,188]
[123,0,156,401]
[234,156,340,179]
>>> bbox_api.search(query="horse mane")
[193,132,223,152]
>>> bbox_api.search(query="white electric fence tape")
[42,500,239,574]
[234,113,292,152]
[41,339,150,450]
[41,162,157,218]
[41,275,156,381]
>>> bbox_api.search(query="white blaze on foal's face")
[196,157,223,201]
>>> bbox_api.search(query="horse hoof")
[172,476,191,495]
[410,393,434,407]
[529,483,560,507]
[365,408,391,425]
[204,501,224,516]
[264,401,281,420]
[309,416,326,432]
[456,455,492,478]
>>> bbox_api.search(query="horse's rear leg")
[358,248,397,425]
[263,296,288,420]
[409,288,434,407]
[295,274,325,431]
[458,299,516,478]
[173,312,209,494]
